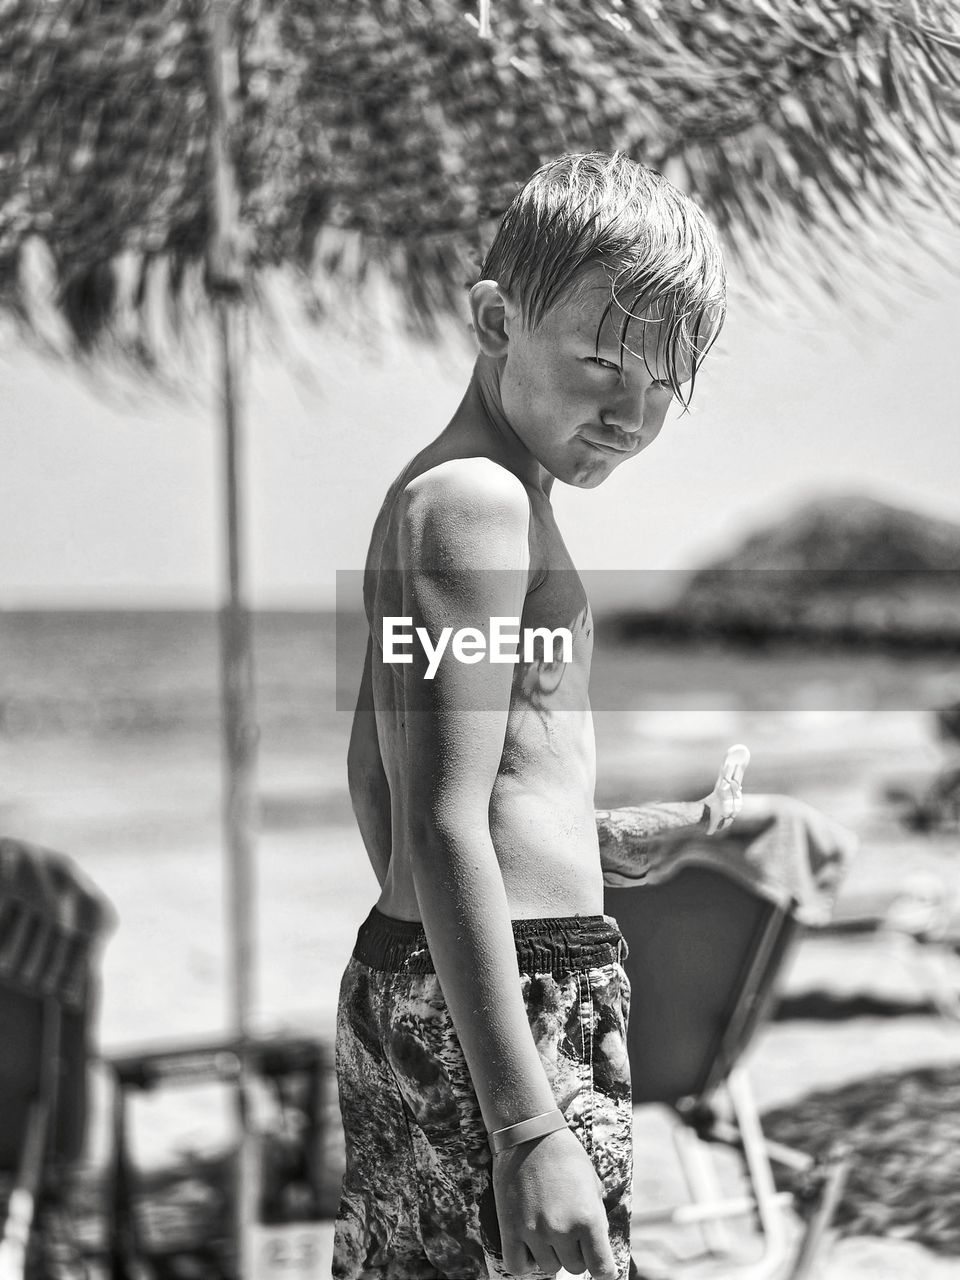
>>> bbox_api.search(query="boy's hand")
[493,1126,619,1279]
[702,744,750,835]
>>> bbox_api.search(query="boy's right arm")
[397,461,618,1280]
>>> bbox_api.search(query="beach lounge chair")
[104,1033,334,1278]
[0,836,114,1280]
[605,805,854,1279]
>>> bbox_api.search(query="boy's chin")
[562,461,617,489]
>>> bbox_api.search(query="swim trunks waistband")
[353,906,624,976]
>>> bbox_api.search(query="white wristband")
[489,1108,567,1154]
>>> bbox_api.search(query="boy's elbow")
[403,785,491,852]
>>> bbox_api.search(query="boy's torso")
[363,443,603,922]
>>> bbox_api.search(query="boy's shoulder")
[397,456,532,570]
[402,456,531,526]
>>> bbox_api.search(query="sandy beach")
[32,744,960,1277]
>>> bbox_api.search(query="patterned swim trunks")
[333,908,633,1280]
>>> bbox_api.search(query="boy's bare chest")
[520,508,593,681]
[522,512,591,650]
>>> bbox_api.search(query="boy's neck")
[445,357,554,497]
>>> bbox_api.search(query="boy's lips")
[581,433,638,455]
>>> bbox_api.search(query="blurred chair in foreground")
[104,1034,335,1280]
[606,799,856,1279]
[0,836,115,1280]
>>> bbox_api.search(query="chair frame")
[0,998,62,1280]
[607,867,851,1280]
[0,837,114,1280]
[103,1033,332,1280]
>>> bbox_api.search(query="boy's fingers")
[579,1224,617,1280]
[501,1239,537,1277]
[527,1240,562,1276]
[497,1223,533,1276]
[554,1240,588,1275]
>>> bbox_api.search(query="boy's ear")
[469,280,517,358]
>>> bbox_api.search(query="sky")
[1,251,958,609]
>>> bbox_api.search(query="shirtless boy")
[334,152,743,1280]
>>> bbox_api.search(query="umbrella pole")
[205,0,259,1271]
[216,296,256,1055]
[217,292,260,1278]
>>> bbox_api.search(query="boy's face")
[498,270,687,489]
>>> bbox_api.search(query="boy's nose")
[602,388,647,435]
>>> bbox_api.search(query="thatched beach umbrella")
[3,0,959,348]
[1,0,958,1261]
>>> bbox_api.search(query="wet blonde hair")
[479,152,726,406]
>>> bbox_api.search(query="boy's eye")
[587,357,621,372]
